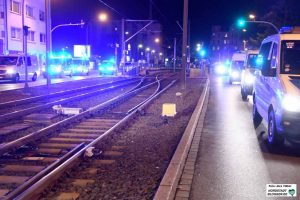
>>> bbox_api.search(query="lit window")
[10,0,20,14]
[28,31,35,42]
[26,5,34,18]
[39,10,45,21]
[11,27,21,39]
[40,33,46,43]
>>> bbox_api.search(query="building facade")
[0,0,46,62]
[210,25,243,62]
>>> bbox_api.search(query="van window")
[0,56,18,65]
[281,40,300,74]
[26,57,32,66]
[258,42,272,70]
[247,54,258,68]
[271,43,278,69]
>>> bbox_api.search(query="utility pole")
[149,0,152,20]
[45,0,51,87]
[22,0,29,91]
[181,0,189,89]
[173,37,176,73]
[121,18,125,75]
[23,26,29,91]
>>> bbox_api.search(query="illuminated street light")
[125,31,129,35]
[249,14,256,20]
[155,38,160,43]
[146,47,150,51]
[98,12,108,22]
[159,52,163,56]
[242,29,247,32]
[138,44,143,48]
[151,50,156,53]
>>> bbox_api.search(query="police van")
[240,50,259,100]
[0,54,39,82]
[253,27,300,145]
[229,52,246,84]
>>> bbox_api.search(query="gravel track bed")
[0,77,129,103]
[40,78,205,200]
[0,83,137,143]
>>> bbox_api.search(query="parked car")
[253,26,300,146]
[0,54,39,82]
[240,50,259,100]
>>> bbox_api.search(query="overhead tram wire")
[97,0,126,18]
[147,0,183,34]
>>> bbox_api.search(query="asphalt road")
[190,75,300,200]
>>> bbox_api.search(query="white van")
[253,27,300,145]
[229,52,246,84]
[0,54,40,82]
[240,50,259,100]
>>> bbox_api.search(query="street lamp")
[155,38,160,43]
[138,44,143,49]
[98,12,108,22]
[249,14,256,20]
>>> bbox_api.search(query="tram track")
[0,75,177,199]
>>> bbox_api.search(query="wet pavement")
[190,75,300,200]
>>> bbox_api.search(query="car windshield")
[231,61,244,70]
[102,61,114,66]
[73,60,86,65]
[247,54,258,68]
[0,56,18,65]
[281,40,300,74]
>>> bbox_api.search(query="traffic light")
[237,18,246,28]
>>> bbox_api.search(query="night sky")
[51,0,276,50]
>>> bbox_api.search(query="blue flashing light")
[200,49,206,57]
[279,26,293,34]
[225,59,230,66]
[256,55,264,66]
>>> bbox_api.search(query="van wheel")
[268,109,284,146]
[252,96,262,128]
[13,74,20,83]
[32,73,37,81]
[241,88,248,101]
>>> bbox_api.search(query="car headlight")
[216,65,226,74]
[282,95,300,112]
[231,71,240,78]
[55,65,62,73]
[7,69,15,74]
[245,74,255,84]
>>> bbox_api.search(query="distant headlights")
[216,65,226,75]
[245,74,255,85]
[282,95,300,112]
[231,71,240,79]
[6,69,15,74]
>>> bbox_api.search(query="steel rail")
[0,79,140,123]
[13,78,177,200]
[0,79,160,155]
[0,78,137,109]
[3,143,85,200]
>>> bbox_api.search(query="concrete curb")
[153,78,210,200]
